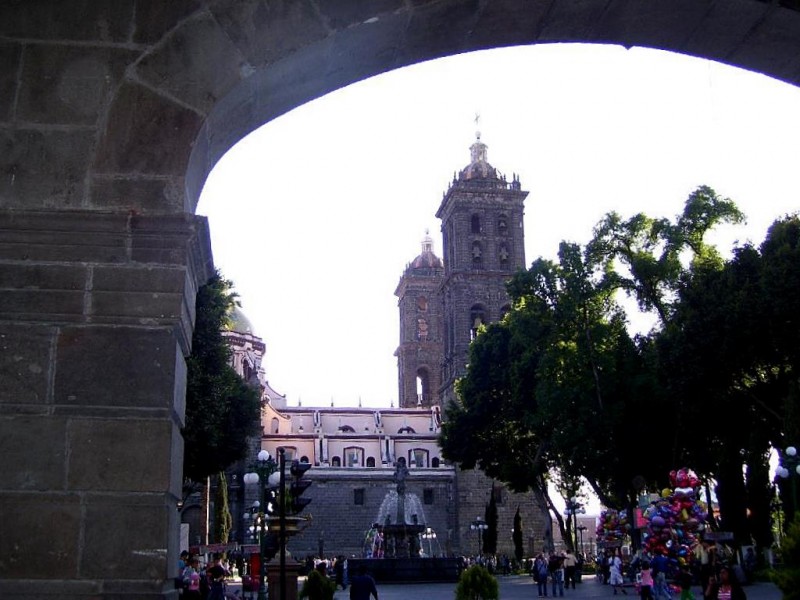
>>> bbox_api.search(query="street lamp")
[564,496,585,553]
[576,525,587,556]
[470,517,488,556]
[421,527,437,557]
[244,449,277,600]
[777,445,800,524]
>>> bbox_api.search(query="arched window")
[339,425,355,433]
[398,426,416,434]
[271,418,279,434]
[470,305,487,340]
[498,243,510,265]
[472,241,483,264]
[431,457,440,468]
[366,456,376,468]
[344,446,364,467]
[471,214,481,234]
[331,456,341,467]
[417,296,428,311]
[417,318,429,341]
[497,215,508,235]
[242,362,253,381]
[300,456,310,463]
[416,367,431,404]
[410,448,429,468]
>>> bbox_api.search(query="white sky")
[197,43,800,411]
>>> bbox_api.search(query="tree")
[512,506,524,563]
[455,564,498,600]
[213,471,233,543]
[183,271,261,484]
[484,488,499,555]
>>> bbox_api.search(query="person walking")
[549,553,564,597]
[206,555,228,600]
[563,550,577,590]
[704,566,746,600]
[609,551,626,595]
[349,564,379,600]
[639,561,654,600]
[533,554,549,597]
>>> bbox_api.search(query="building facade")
[226,135,550,560]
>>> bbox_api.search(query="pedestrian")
[349,564,379,600]
[639,560,654,600]
[609,551,626,595]
[183,557,202,599]
[549,553,564,597]
[206,554,228,600]
[678,564,694,600]
[532,553,549,597]
[651,553,671,600]
[704,566,746,600]
[563,550,577,589]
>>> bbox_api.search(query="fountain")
[349,459,461,583]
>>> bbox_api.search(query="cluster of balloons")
[643,468,707,566]
[596,509,631,544]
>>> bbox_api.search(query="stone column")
[0,209,212,599]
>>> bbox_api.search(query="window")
[417,296,428,311]
[423,488,434,505]
[398,426,416,434]
[354,488,365,505]
[498,216,508,235]
[278,446,296,461]
[471,214,481,234]
[472,241,483,264]
[331,456,341,467]
[417,318,429,341]
[410,448,429,468]
[498,243,510,265]
[366,456,376,468]
[492,486,505,505]
[416,367,430,404]
[344,446,364,467]
[470,305,486,340]
[339,425,356,433]
[271,418,279,434]
[300,456,310,463]
[431,457,440,468]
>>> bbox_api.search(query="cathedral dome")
[458,132,499,180]
[228,306,256,334]
[409,231,442,270]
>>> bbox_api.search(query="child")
[678,564,694,600]
[639,560,653,600]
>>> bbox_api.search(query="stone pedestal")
[266,560,302,600]
[0,209,212,599]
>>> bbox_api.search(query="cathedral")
[188,134,552,559]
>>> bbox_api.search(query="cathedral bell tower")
[394,232,445,408]
[437,132,529,403]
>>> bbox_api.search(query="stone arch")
[5,1,800,597]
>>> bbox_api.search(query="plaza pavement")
[229,575,782,600]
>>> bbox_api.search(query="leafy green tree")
[213,471,232,543]
[484,489,498,555]
[513,506,524,563]
[183,271,261,483]
[773,515,800,600]
[455,564,498,600]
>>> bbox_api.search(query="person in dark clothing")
[206,554,228,600]
[349,564,379,600]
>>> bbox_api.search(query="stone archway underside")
[2,1,800,597]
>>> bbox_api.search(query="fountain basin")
[348,557,462,583]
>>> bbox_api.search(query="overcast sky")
[197,43,800,410]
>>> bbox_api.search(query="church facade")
[221,135,551,560]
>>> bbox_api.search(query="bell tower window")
[472,241,483,265]
[470,305,486,340]
[416,367,431,405]
[471,214,481,234]
[498,216,508,235]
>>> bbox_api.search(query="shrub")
[455,564,499,600]
[772,514,800,600]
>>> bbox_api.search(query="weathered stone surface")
[17,45,137,126]
[67,420,172,492]
[0,209,129,263]
[683,0,770,61]
[0,289,85,321]
[55,326,180,409]
[93,82,203,176]
[0,43,21,121]
[211,0,328,67]
[728,7,800,83]
[315,0,403,30]
[0,0,135,42]
[89,176,187,213]
[0,416,67,490]
[91,264,188,324]
[0,128,95,209]
[134,12,246,114]
[326,13,408,82]
[0,492,81,579]
[537,0,614,42]
[133,0,203,44]
[468,0,550,48]
[400,1,478,64]
[0,324,56,406]
[82,493,170,580]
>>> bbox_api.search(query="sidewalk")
[228,574,782,600]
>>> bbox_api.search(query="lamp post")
[422,527,437,557]
[470,517,488,556]
[244,449,277,600]
[776,444,800,525]
[576,525,587,556]
[564,497,585,553]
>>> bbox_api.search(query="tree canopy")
[182,271,261,483]
[440,185,799,550]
